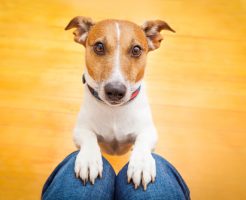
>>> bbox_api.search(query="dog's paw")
[127,152,156,190]
[74,149,103,185]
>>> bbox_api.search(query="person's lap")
[42,151,190,200]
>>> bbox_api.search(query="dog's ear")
[65,16,95,46]
[141,20,175,51]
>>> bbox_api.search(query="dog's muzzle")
[82,74,141,106]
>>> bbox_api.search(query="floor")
[0,0,245,199]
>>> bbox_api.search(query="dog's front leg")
[73,126,103,185]
[127,125,158,190]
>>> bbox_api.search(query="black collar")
[82,74,141,104]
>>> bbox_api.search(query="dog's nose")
[104,82,126,101]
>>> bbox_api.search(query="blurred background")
[0,0,245,199]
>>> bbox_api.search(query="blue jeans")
[42,151,190,200]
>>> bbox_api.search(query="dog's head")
[65,17,174,106]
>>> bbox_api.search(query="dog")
[65,17,175,190]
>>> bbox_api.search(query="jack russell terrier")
[65,17,175,190]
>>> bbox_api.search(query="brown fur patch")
[65,16,95,46]
[142,20,175,51]
[85,19,148,83]
[118,20,148,82]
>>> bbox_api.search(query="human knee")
[114,153,190,200]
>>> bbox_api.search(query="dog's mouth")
[105,99,125,106]
[109,101,120,105]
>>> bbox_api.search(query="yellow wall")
[0,0,245,199]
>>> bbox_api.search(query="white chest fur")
[74,83,154,155]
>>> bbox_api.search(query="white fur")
[79,32,88,44]
[110,22,123,82]
[147,38,155,51]
[84,68,99,89]
[74,83,157,188]
[73,22,158,189]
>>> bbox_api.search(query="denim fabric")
[42,151,190,200]
[115,154,190,200]
[42,151,116,200]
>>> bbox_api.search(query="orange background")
[0,0,245,199]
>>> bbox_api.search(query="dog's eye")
[131,45,142,57]
[94,42,105,55]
